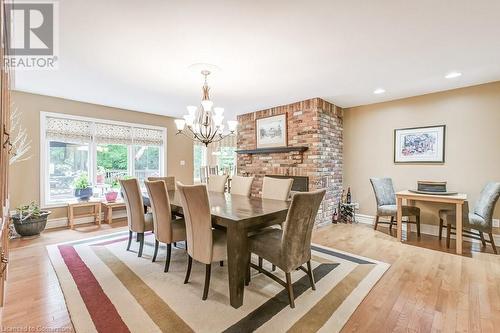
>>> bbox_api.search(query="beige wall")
[9,91,193,219]
[344,82,500,225]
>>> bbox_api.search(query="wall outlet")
[180,160,185,166]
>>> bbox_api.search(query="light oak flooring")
[1,221,499,332]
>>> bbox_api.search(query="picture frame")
[256,114,287,149]
[394,125,445,163]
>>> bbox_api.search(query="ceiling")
[14,0,500,120]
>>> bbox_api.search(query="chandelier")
[175,70,238,146]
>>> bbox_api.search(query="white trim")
[40,112,166,207]
[356,213,500,244]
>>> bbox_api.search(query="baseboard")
[46,211,127,229]
[356,213,500,244]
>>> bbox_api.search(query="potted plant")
[73,173,93,201]
[11,202,51,237]
[105,178,120,202]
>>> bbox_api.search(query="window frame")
[40,112,166,208]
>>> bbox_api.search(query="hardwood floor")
[1,222,499,332]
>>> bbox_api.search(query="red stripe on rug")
[58,245,130,333]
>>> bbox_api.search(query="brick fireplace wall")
[237,98,343,226]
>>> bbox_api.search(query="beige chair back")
[262,177,293,200]
[120,178,146,233]
[147,176,176,191]
[230,175,254,197]
[145,180,173,243]
[177,182,213,264]
[281,189,325,270]
[207,175,228,193]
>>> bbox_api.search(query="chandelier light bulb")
[201,99,213,111]
[174,119,186,131]
[227,120,238,132]
[214,107,224,116]
[187,105,197,116]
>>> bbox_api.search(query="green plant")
[111,178,120,189]
[16,201,44,221]
[73,173,91,190]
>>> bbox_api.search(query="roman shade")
[45,117,92,143]
[95,123,133,145]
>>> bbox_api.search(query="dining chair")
[230,175,254,197]
[262,176,293,201]
[147,176,182,218]
[246,189,326,308]
[120,178,154,257]
[176,182,227,300]
[147,176,176,191]
[369,177,421,236]
[145,180,187,271]
[207,174,229,193]
[439,182,500,254]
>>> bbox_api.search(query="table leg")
[226,224,247,308]
[455,203,463,254]
[68,206,74,229]
[107,207,112,224]
[396,197,403,242]
[97,204,102,226]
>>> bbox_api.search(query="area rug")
[47,231,390,333]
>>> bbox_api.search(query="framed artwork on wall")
[256,114,287,148]
[394,125,446,163]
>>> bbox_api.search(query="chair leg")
[164,244,172,272]
[374,216,380,230]
[138,233,144,257]
[258,257,263,269]
[479,232,486,246]
[285,272,295,308]
[152,239,159,262]
[220,261,224,267]
[306,260,315,290]
[245,253,251,286]
[272,264,276,271]
[438,219,443,240]
[389,216,394,233]
[126,230,133,251]
[173,242,177,247]
[184,256,192,284]
[488,233,498,254]
[202,264,211,300]
[416,215,421,237]
[446,224,451,248]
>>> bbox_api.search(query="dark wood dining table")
[143,190,290,308]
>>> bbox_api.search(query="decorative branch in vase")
[9,104,32,165]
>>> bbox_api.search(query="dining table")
[143,190,290,308]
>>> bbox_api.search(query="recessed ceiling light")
[445,71,462,79]
[373,88,386,94]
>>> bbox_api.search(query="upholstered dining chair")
[145,181,187,271]
[230,175,254,197]
[439,182,500,254]
[207,174,229,193]
[147,176,182,218]
[120,178,154,257]
[246,189,326,308]
[177,182,228,300]
[369,178,421,236]
[262,176,294,201]
[147,176,176,191]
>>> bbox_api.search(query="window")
[193,144,207,182]
[41,113,165,206]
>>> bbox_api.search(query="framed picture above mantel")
[256,114,287,148]
[394,125,446,163]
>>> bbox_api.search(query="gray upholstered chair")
[246,189,326,308]
[370,178,421,236]
[120,178,154,257]
[145,180,187,271]
[262,176,293,201]
[230,175,254,197]
[439,182,500,254]
[207,175,229,193]
[177,182,227,300]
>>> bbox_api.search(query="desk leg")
[226,224,247,308]
[396,197,403,242]
[456,203,463,255]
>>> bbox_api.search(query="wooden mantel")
[236,146,308,155]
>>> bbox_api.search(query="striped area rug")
[47,231,389,333]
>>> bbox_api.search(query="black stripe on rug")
[311,245,373,264]
[223,263,338,333]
